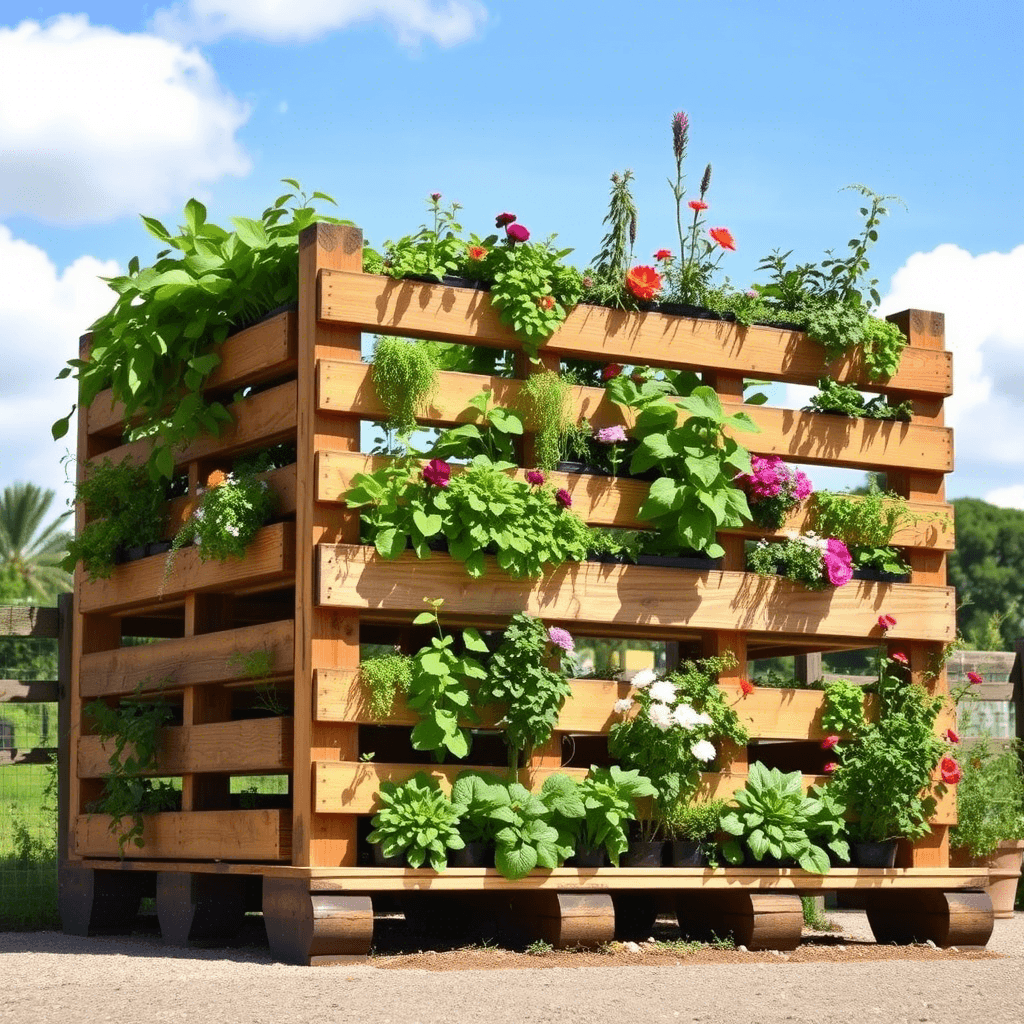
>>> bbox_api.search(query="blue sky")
[2,0,1022,511]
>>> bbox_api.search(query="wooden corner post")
[294,223,364,868]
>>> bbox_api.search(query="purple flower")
[555,488,572,508]
[672,111,689,163]
[422,459,451,488]
[506,223,530,243]
[548,626,575,652]
[526,470,545,486]
[596,425,627,444]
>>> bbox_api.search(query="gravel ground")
[2,911,1023,1024]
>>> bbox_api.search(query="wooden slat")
[73,809,290,860]
[318,361,953,474]
[86,310,298,437]
[79,522,295,615]
[80,619,294,698]
[0,747,56,765]
[316,450,954,551]
[0,679,59,703]
[319,271,952,397]
[77,716,293,777]
[317,545,957,643]
[0,605,60,638]
[314,760,957,825]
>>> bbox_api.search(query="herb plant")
[659,798,725,843]
[949,740,1024,858]
[521,369,577,471]
[821,679,868,735]
[428,390,523,464]
[380,194,465,282]
[360,651,413,720]
[805,378,912,421]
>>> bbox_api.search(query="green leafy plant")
[54,183,348,479]
[821,679,868,735]
[487,781,564,880]
[366,771,466,871]
[429,390,523,464]
[360,651,413,720]
[84,684,178,854]
[719,763,833,874]
[381,194,465,282]
[805,377,912,421]
[476,614,575,773]
[228,646,286,715]
[805,783,851,864]
[451,770,509,845]
[659,798,725,843]
[585,170,639,308]
[575,766,659,865]
[371,336,439,443]
[746,533,853,589]
[521,370,577,472]
[949,740,1024,858]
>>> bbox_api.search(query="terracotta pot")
[951,839,1024,918]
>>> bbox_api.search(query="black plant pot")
[237,300,299,331]
[586,550,632,566]
[147,540,172,557]
[621,840,667,867]
[371,845,407,868]
[636,553,723,571]
[449,841,492,868]
[554,460,612,476]
[571,842,608,868]
[670,840,709,867]
[654,301,731,322]
[851,567,911,584]
[851,840,898,868]
[401,273,489,291]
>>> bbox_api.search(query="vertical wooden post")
[56,591,73,870]
[294,223,364,868]
[703,630,748,773]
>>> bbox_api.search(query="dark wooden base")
[262,878,374,965]
[865,890,994,948]
[676,891,803,951]
[494,892,616,949]
[610,891,659,941]
[59,863,153,936]
[156,872,249,946]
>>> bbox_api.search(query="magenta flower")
[967,671,984,686]
[430,192,442,201]
[878,614,897,631]
[793,471,813,501]
[821,735,840,750]
[495,212,516,227]
[892,652,909,665]
[596,425,627,444]
[547,626,575,652]
[506,223,530,243]
[946,728,960,744]
[555,488,572,508]
[823,762,838,775]
[422,459,451,488]
[526,470,545,486]
[823,538,853,587]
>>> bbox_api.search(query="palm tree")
[0,483,73,602]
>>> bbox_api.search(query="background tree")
[0,483,72,603]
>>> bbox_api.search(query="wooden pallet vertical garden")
[60,222,995,963]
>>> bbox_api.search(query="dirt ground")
[2,911,1023,1024]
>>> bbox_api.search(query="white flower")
[225,524,240,537]
[193,507,204,521]
[630,668,658,690]
[672,703,701,730]
[648,702,673,731]
[260,480,270,490]
[613,697,634,715]
[648,680,678,704]
[694,711,714,727]
[691,739,716,763]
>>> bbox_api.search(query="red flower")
[422,459,451,488]
[739,678,756,697]
[506,223,530,243]
[821,735,840,750]
[891,652,909,665]
[555,488,572,508]
[625,265,663,301]
[940,756,963,784]
[709,227,736,251]
[967,671,984,686]
[537,295,555,310]
[823,762,838,774]
[878,614,897,631]
[526,470,545,486]
[688,200,708,212]
[654,249,673,261]
[602,363,624,381]
[945,728,960,744]
[467,245,488,261]
[495,212,516,227]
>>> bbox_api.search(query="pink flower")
[526,470,545,486]
[602,363,624,381]
[821,735,840,750]
[823,762,838,774]
[596,425,627,444]
[940,756,963,784]
[793,472,813,501]
[430,192,442,201]
[823,538,853,587]
[495,212,516,227]
[739,679,756,697]
[967,671,984,686]
[945,728,960,744]
[878,614,897,631]
[555,488,572,508]
[891,652,909,665]
[422,459,451,488]
[688,200,708,212]
[506,223,530,243]
[654,248,673,261]
[548,626,575,652]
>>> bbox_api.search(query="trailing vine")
[371,335,440,442]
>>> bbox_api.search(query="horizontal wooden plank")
[314,760,956,825]
[73,809,290,861]
[79,522,296,615]
[317,545,957,643]
[318,360,953,474]
[86,310,298,438]
[0,747,55,765]
[0,605,59,639]
[98,381,298,477]
[317,450,954,551]
[319,271,952,398]
[0,679,59,703]
[81,619,294,698]
[947,650,1017,683]
[77,716,293,777]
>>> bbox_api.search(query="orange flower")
[739,678,756,697]
[625,265,662,301]
[467,245,488,260]
[709,227,736,251]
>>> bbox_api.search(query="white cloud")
[0,226,117,505]
[152,0,487,47]
[984,484,1024,510]
[0,15,250,224]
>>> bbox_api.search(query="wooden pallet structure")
[60,223,995,962]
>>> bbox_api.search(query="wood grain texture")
[318,271,952,397]
[676,891,804,950]
[78,522,295,615]
[317,545,957,643]
[73,809,291,860]
[318,360,953,474]
[0,604,60,638]
[316,450,954,551]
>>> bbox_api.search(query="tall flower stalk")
[669,111,689,264]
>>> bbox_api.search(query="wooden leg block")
[676,891,803,951]
[262,877,373,965]
[497,892,615,949]
[59,864,152,936]
[865,890,994,948]
[156,872,247,946]
[610,892,659,941]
